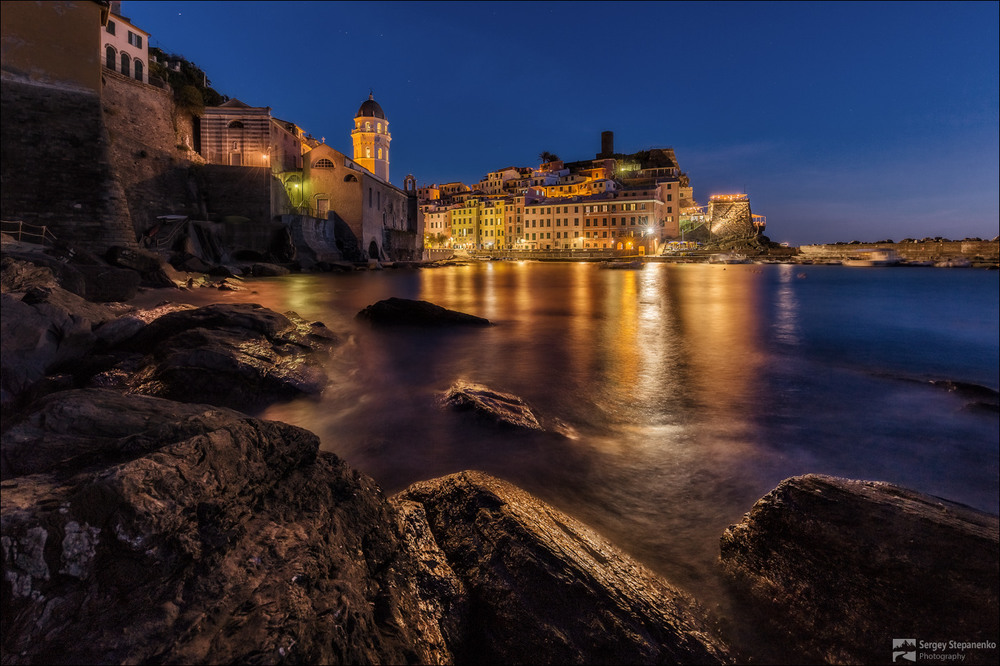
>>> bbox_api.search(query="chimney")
[599,131,614,158]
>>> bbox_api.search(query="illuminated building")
[101,1,149,84]
[351,92,390,182]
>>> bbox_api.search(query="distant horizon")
[121,1,999,246]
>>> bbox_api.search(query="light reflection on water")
[139,263,999,607]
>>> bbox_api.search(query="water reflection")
[150,263,997,609]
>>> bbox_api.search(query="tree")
[538,151,560,165]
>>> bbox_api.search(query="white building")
[101,1,148,84]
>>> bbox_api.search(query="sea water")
[143,262,999,606]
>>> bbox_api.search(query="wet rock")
[397,470,733,664]
[441,380,543,430]
[0,287,120,416]
[1,389,454,664]
[249,262,291,277]
[356,297,492,327]
[0,256,60,293]
[104,303,340,411]
[719,474,1000,665]
[106,245,181,288]
[71,263,140,302]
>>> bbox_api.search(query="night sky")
[122,1,998,246]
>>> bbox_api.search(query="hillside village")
[2,0,771,267]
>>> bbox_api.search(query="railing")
[1,219,58,246]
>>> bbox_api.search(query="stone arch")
[344,174,358,182]
[404,174,417,192]
[227,120,244,129]
[368,239,380,260]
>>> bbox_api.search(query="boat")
[842,249,900,267]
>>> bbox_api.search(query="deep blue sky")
[123,1,998,245]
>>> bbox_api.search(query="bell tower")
[351,92,390,181]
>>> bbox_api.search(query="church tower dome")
[352,92,391,181]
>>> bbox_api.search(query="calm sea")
[140,262,1000,607]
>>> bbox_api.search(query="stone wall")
[101,71,204,236]
[0,79,135,252]
[800,241,999,263]
[197,165,273,223]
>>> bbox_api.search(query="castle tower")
[351,92,390,181]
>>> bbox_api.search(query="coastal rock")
[0,256,60,293]
[0,283,122,415]
[106,245,182,288]
[2,251,138,302]
[105,303,340,411]
[356,297,492,327]
[441,380,544,430]
[1,389,454,664]
[719,474,1000,665]
[397,470,733,664]
[249,262,292,277]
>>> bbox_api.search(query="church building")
[199,91,422,262]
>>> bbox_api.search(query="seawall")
[800,240,999,263]
[0,79,135,251]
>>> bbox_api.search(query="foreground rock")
[441,380,544,430]
[398,470,733,664]
[356,297,492,327]
[1,389,455,664]
[93,303,339,412]
[1,259,126,416]
[719,474,1000,665]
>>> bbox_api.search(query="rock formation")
[356,297,492,327]
[1,389,455,664]
[441,380,544,430]
[398,471,733,664]
[95,303,340,411]
[719,474,1000,664]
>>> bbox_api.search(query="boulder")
[0,285,121,416]
[356,297,492,327]
[0,256,60,293]
[72,264,140,302]
[1,389,455,664]
[441,380,543,430]
[719,474,1000,665]
[106,245,181,288]
[2,252,138,302]
[250,262,292,277]
[397,470,733,664]
[101,303,340,411]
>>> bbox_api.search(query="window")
[377,122,382,132]
[227,120,244,129]
[106,20,116,35]
[314,159,335,168]
[127,31,142,49]
[105,45,115,70]
[134,60,143,81]
[120,53,130,77]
